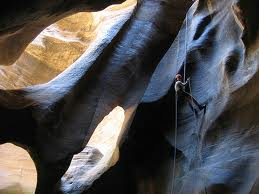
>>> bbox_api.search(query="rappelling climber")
[175,74,206,113]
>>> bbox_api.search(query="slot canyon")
[0,0,258,193]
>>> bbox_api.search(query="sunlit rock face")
[0,0,136,89]
[0,0,127,66]
[0,1,136,194]
[0,143,37,194]
[90,0,258,194]
[4,0,258,193]
[75,0,259,194]
[61,106,125,193]
[0,0,192,193]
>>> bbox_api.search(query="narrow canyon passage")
[0,0,258,194]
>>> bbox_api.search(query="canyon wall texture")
[128,0,259,193]
[0,0,258,194]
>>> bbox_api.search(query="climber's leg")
[181,91,206,112]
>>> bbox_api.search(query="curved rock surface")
[0,0,136,193]
[0,0,258,194]
[0,0,136,89]
[69,0,259,193]
[0,0,190,193]
[142,0,259,193]
[0,143,37,194]
[0,0,126,66]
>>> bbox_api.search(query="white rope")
[171,93,178,193]
[172,8,209,194]
[183,15,188,82]
[171,14,189,194]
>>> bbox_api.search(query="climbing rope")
[183,13,188,83]
[171,12,208,193]
[171,93,178,193]
[171,15,189,193]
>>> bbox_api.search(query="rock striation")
[0,0,258,194]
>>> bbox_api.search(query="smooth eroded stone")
[0,143,37,194]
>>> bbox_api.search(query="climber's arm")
[183,77,190,86]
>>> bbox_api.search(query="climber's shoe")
[202,104,207,114]
[198,103,207,113]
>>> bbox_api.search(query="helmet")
[175,74,182,80]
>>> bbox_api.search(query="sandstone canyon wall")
[0,0,258,194]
